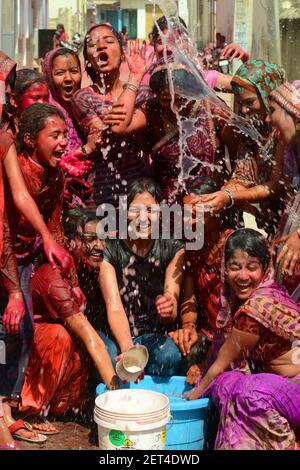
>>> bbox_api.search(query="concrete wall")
[216,0,235,43]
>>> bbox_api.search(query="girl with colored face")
[15,69,49,114]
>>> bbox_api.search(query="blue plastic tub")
[96,376,210,451]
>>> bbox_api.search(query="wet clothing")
[103,238,184,337]
[70,85,150,207]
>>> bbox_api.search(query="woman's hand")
[169,325,198,357]
[156,292,176,322]
[187,191,230,213]
[276,230,300,276]
[103,102,127,126]
[2,293,25,334]
[43,237,75,278]
[185,385,202,401]
[126,40,155,80]
[72,286,86,312]
[60,152,94,177]
[221,43,250,63]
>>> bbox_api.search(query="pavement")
[20,419,99,451]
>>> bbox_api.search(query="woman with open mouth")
[70,23,153,208]
[187,229,300,450]
[42,47,100,207]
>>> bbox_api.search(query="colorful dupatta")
[42,49,83,151]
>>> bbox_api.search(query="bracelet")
[221,189,234,208]
[123,82,139,93]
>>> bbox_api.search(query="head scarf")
[270,81,300,121]
[231,60,286,112]
[216,229,300,342]
[0,51,16,121]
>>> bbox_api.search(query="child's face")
[18,82,49,113]
[35,115,68,168]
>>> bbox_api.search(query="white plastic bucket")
[94,389,170,450]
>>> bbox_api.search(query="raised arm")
[99,260,134,353]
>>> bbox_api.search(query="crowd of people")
[0,15,300,451]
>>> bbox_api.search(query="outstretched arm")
[3,143,74,275]
[65,312,118,389]
[99,260,134,354]
[187,327,258,400]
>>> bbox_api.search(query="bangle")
[221,189,234,208]
[123,82,139,93]
[297,228,300,239]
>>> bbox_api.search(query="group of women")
[0,15,300,450]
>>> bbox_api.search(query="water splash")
[149,0,265,194]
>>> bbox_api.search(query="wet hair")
[50,47,81,72]
[185,177,220,196]
[150,67,206,97]
[225,229,270,272]
[127,178,163,208]
[63,208,100,240]
[83,23,123,83]
[15,69,48,102]
[18,103,65,150]
[152,16,187,45]
[231,82,249,96]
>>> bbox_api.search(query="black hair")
[127,178,163,208]
[18,103,65,150]
[225,229,270,272]
[152,16,187,45]
[185,177,220,196]
[83,24,123,83]
[15,69,48,101]
[63,207,100,240]
[49,47,81,71]
[150,67,206,98]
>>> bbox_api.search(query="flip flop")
[8,419,47,444]
[26,417,60,436]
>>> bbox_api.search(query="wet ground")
[20,419,98,451]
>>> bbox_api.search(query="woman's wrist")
[128,74,143,87]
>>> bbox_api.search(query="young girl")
[70,24,153,207]
[15,69,49,114]
[1,103,82,443]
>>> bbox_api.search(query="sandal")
[26,417,59,436]
[8,419,47,444]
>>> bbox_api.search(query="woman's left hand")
[126,40,155,79]
[276,230,300,276]
[43,237,75,278]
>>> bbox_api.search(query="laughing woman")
[70,24,152,207]
[187,229,300,450]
